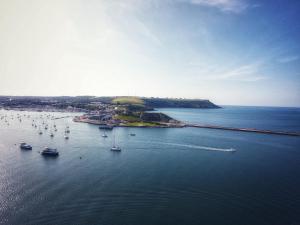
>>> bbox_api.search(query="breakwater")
[186,124,300,137]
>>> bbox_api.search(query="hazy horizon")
[0,0,299,107]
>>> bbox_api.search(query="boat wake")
[132,140,236,152]
[163,142,236,152]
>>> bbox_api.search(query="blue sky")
[0,0,299,106]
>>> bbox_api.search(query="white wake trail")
[163,142,236,152]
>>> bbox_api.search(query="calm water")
[0,106,300,225]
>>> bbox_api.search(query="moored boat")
[111,130,121,151]
[99,125,113,130]
[102,131,108,138]
[20,143,32,150]
[111,146,121,151]
[41,147,59,156]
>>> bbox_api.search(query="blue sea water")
[0,106,299,225]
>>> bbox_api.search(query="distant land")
[1,96,298,135]
[0,96,219,128]
[0,96,220,111]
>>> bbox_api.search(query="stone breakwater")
[186,123,300,137]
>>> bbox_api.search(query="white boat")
[111,131,121,151]
[111,146,121,151]
[64,135,69,139]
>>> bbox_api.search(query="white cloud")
[278,55,299,63]
[112,0,251,14]
[187,0,249,13]
[206,62,268,82]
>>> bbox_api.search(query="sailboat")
[38,126,43,135]
[111,130,121,151]
[102,131,108,138]
[65,125,70,133]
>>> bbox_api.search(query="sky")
[0,0,299,107]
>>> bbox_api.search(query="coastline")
[2,107,299,136]
[73,116,185,128]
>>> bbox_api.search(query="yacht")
[65,126,70,133]
[64,135,69,140]
[41,147,59,156]
[50,133,54,138]
[20,143,32,150]
[102,131,108,138]
[111,131,121,151]
[111,146,121,151]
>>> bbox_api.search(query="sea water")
[0,106,299,225]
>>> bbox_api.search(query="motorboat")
[41,147,59,156]
[20,143,32,150]
[111,145,121,151]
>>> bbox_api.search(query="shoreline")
[73,117,185,128]
[2,108,299,137]
[73,117,300,136]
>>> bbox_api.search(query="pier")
[186,124,300,137]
